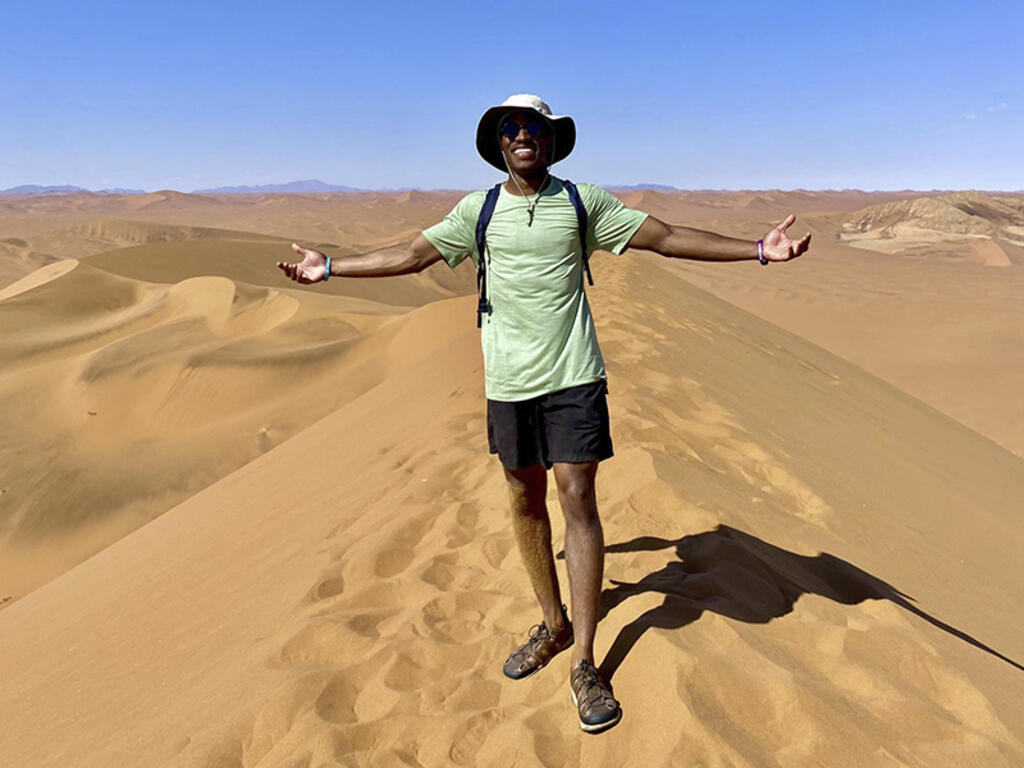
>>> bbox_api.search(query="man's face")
[499,111,553,176]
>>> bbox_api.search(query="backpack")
[473,179,592,328]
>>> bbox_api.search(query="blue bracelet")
[324,255,331,281]
[757,239,768,266]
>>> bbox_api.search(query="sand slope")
[0,258,399,599]
[5,188,1021,464]
[838,191,1024,266]
[662,230,1024,458]
[0,191,465,276]
[0,217,476,600]
[1,254,1021,767]
[0,236,60,288]
[84,239,474,307]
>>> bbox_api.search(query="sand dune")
[0,215,474,600]
[0,218,286,286]
[643,189,947,217]
[0,257,414,599]
[1,189,1020,590]
[843,192,1024,237]
[57,218,282,246]
[0,237,59,287]
[1,189,1023,766]
[120,190,228,211]
[616,190,691,219]
[838,191,1024,264]
[604,190,1024,457]
[0,255,1021,767]
[0,192,464,284]
[0,257,79,301]
[84,239,474,307]
[659,234,1024,457]
[24,219,285,263]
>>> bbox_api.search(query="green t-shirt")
[423,178,647,401]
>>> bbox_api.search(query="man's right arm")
[277,233,444,284]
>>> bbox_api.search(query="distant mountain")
[842,191,1024,239]
[838,191,1024,266]
[606,183,678,191]
[1,185,89,196]
[0,185,147,196]
[192,179,368,194]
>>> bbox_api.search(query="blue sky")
[2,0,1021,191]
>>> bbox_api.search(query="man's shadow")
[565,524,1022,681]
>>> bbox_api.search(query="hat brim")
[476,106,576,172]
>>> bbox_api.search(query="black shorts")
[487,379,613,470]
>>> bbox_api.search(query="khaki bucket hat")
[476,94,576,171]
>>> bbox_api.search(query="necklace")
[508,173,550,226]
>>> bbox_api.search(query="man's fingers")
[776,213,796,232]
[284,244,312,281]
[278,257,315,283]
[785,233,812,261]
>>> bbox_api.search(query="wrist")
[756,239,768,266]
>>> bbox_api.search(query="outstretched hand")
[277,243,328,283]
[762,214,811,263]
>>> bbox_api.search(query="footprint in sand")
[313,673,360,725]
[421,589,498,644]
[279,618,377,666]
[373,546,415,578]
[306,573,344,602]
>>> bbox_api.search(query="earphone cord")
[503,140,550,223]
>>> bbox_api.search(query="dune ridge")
[0,209,477,600]
[0,190,464,272]
[661,237,1024,457]
[2,188,1021,588]
[1,254,1021,767]
[0,257,416,598]
[843,192,1024,237]
[0,237,60,288]
[56,218,283,248]
[838,191,1024,265]
[2,188,1023,766]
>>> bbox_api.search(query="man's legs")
[552,460,603,666]
[504,464,565,632]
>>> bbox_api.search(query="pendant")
[527,206,535,226]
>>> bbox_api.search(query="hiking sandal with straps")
[502,605,574,680]
[569,660,622,733]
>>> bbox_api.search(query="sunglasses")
[499,118,552,140]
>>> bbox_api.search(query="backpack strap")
[562,180,593,286]
[474,183,502,328]
[472,179,592,328]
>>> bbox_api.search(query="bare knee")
[559,485,599,527]
[554,463,600,527]
[504,464,548,518]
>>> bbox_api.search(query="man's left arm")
[626,213,811,264]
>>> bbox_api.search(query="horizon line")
[3,183,1024,197]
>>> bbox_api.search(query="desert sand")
[0,188,1022,767]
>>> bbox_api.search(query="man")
[277,94,810,733]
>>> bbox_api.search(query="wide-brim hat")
[476,94,576,171]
